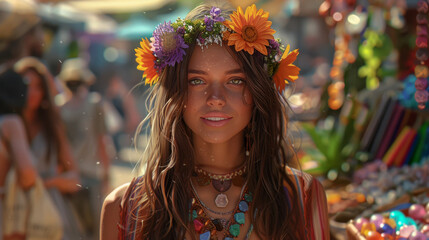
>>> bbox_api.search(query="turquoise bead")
[244,193,252,202]
[229,224,240,237]
[239,201,248,212]
[199,231,210,240]
[389,210,405,222]
[192,210,198,220]
[234,212,245,224]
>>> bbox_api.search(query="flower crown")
[135,4,300,93]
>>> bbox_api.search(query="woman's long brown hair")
[131,1,305,239]
[16,57,63,164]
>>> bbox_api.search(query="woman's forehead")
[188,44,241,72]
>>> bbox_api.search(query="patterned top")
[118,167,329,240]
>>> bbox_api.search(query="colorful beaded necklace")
[190,180,253,240]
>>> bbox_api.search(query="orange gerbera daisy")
[224,4,275,55]
[273,45,300,93]
[135,38,159,85]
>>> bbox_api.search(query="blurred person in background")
[14,57,82,240]
[0,68,38,238]
[57,58,112,240]
[105,71,141,152]
[0,0,44,68]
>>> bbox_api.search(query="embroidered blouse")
[117,167,329,240]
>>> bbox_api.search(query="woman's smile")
[201,112,233,127]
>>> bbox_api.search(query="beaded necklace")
[190,180,253,240]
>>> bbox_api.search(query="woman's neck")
[23,108,38,123]
[193,134,245,174]
[22,109,40,140]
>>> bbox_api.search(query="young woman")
[101,1,329,239]
[0,68,38,238]
[13,57,82,239]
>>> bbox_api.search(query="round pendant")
[212,179,232,192]
[215,193,229,208]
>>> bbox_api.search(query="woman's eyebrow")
[188,68,244,75]
[225,68,244,75]
[188,69,207,75]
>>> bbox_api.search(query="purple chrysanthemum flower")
[210,7,224,22]
[177,26,185,35]
[204,16,214,31]
[198,36,205,45]
[269,39,280,50]
[152,21,188,69]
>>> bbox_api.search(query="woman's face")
[183,44,253,144]
[24,70,44,111]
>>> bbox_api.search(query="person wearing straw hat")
[58,58,112,240]
[0,0,44,68]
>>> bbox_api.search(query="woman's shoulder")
[0,114,25,132]
[101,176,145,240]
[285,167,330,240]
[103,182,130,210]
[0,114,27,144]
[285,166,319,192]
[102,176,144,220]
[101,182,130,240]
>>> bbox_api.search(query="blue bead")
[378,223,394,235]
[224,238,234,240]
[238,201,248,212]
[199,231,210,240]
[234,212,245,224]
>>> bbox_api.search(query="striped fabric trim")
[286,167,329,240]
[119,176,144,240]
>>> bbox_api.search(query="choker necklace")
[193,165,247,208]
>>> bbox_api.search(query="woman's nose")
[206,85,226,107]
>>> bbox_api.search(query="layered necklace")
[190,178,253,239]
[193,165,247,208]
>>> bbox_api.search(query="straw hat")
[57,58,95,85]
[0,0,40,44]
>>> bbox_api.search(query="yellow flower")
[224,4,276,55]
[135,38,159,85]
[273,45,300,93]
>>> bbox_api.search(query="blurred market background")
[2,0,429,239]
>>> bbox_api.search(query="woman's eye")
[229,78,244,85]
[189,79,204,85]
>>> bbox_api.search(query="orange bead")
[327,193,341,204]
[415,65,429,78]
[328,98,343,110]
[361,222,376,236]
[366,231,383,240]
[355,193,366,203]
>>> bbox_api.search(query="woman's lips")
[201,113,232,127]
